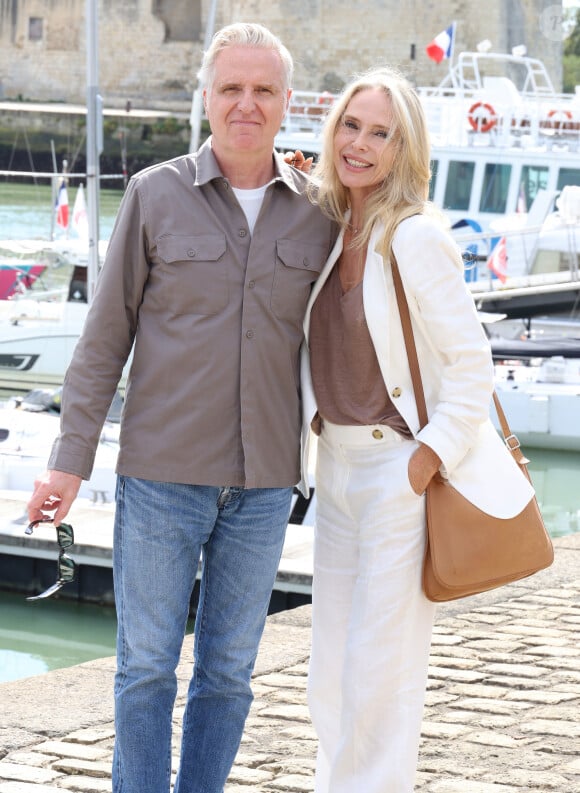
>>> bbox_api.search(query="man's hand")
[283,149,313,174]
[28,470,83,526]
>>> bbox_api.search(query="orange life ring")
[546,108,573,129]
[317,91,334,106]
[467,102,497,133]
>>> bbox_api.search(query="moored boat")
[493,353,580,451]
[275,48,580,236]
[0,239,118,393]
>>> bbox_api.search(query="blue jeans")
[112,476,293,793]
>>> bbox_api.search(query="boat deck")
[0,490,315,609]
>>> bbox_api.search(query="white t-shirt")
[232,185,268,234]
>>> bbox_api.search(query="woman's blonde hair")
[308,66,442,257]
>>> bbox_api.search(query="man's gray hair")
[199,22,294,90]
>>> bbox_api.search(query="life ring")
[467,102,497,133]
[546,108,573,130]
[317,91,334,106]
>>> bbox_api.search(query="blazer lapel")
[303,229,344,342]
[362,224,391,373]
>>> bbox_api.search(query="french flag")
[55,179,69,229]
[426,23,456,64]
[486,237,508,283]
[72,183,89,240]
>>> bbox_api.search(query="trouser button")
[372,429,384,440]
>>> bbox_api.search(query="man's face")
[203,46,291,161]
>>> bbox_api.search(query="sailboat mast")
[86,0,102,302]
[189,0,218,152]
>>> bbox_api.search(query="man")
[28,23,334,793]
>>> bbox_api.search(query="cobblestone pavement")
[1,534,579,792]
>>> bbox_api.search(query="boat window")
[519,165,549,211]
[557,168,580,191]
[429,160,438,201]
[530,249,570,275]
[479,163,511,213]
[444,161,475,211]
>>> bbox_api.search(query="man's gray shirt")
[49,139,334,489]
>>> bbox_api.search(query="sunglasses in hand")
[24,518,77,601]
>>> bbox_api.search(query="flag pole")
[189,0,218,152]
[447,21,458,88]
[449,21,457,64]
[86,0,102,303]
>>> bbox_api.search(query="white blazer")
[299,214,534,517]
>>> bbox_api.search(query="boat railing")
[279,88,580,152]
[280,90,336,137]
[0,170,125,182]
[453,213,580,290]
[418,82,580,149]
[436,51,556,95]
[278,52,580,151]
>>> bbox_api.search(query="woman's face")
[333,87,398,198]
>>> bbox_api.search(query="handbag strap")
[391,255,429,430]
[390,253,530,467]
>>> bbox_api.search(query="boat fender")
[467,102,497,133]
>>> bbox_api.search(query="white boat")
[276,49,580,236]
[493,354,580,451]
[0,239,122,393]
[276,49,580,316]
[0,389,121,503]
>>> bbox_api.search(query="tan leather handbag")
[391,254,554,602]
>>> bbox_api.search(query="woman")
[297,68,534,792]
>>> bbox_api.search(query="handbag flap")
[425,475,554,596]
[446,420,535,518]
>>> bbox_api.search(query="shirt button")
[303,257,310,267]
[187,249,196,258]
[248,280,255,289]
[245,330,254,339]
[239,229,247,237]
[391,387,402,398]
[372,429,384,440]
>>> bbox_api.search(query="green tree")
[564,9,580,56]
[563,9,580,91]
[563,54,580,93]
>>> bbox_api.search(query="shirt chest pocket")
[157,234,228,316]
[271,239,326,322]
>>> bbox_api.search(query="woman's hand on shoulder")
[408,443,442,495]
[284,150,313,174]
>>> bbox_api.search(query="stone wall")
[0,0,202,105]
[0,0,565,107]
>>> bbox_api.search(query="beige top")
[309,265,411,436]
[49,138,335,488]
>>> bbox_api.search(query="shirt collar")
[193,137,303,196]
[193,138,225,186]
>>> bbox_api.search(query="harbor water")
[1,183,580,684]
[0,180,122,241]
[0,590,117,683]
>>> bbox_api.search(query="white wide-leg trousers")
[308,421,437,793]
